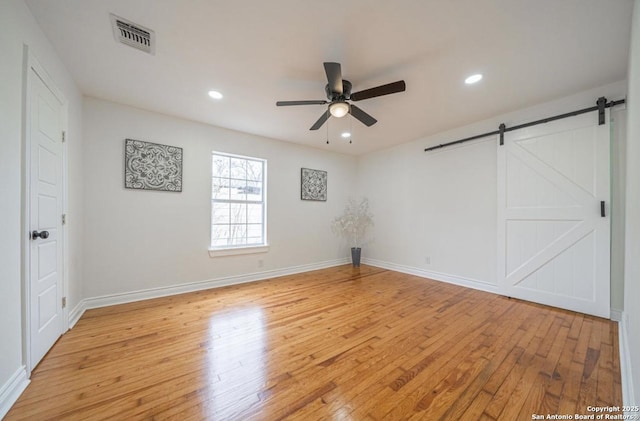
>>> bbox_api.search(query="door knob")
[31,230,49,240]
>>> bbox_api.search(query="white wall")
[0,0,83,416]
[82,97,356,298]
[623,0,640,406]
[357,81,628,302]
[357,128,498,290]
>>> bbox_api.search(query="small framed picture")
[124,139,183,192]
[301,168,327,201]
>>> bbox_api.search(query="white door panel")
[29,64,64,369]
[498,111,610,318]
[38,195,57,228]
[38,146,57,185]
[38,284,58,328]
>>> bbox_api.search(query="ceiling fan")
[276,62,406,130]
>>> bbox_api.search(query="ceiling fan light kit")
[329,102,349,118]
[276,62,406,132]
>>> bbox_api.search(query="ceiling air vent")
[110,14,155,55]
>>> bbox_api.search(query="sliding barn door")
[497,111,610,318]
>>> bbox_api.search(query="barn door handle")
[600,201,606,218]
[31,230,49,240]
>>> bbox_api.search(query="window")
[211,152,267,252]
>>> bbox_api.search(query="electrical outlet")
[424,256,431,264]
[258,259,264,268]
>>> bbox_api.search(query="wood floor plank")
[427,303,529,420]
[5,265,622,420]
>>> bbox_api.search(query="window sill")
[208,244,270,258]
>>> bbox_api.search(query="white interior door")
[29,64,65,369]
[497,111,610,318]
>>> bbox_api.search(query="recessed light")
[341,132,351,138]
[464,74,483,85]
[208,90,223,99]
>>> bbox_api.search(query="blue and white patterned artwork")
[301,168,327,201]
[125,139,183,192]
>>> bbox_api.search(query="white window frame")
[209,152,268,257]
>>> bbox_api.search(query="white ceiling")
[26,0,634,155]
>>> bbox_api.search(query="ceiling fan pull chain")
[326,109,330,144]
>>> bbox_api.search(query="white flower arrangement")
[331,197,374,248]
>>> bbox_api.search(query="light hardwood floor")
[6,265,622,420]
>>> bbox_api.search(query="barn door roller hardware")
[597,97,607,125]
[424,97,626,152]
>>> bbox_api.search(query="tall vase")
[351,247,361,267]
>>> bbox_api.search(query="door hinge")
[62,297,67,308]
[62,131,66,143]
[62,214,66,225]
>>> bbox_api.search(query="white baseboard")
[78,258,349,312]
[363,258,499,295]
[0,366,29,420]
[68,300,87,329]
[618,312,636,408]
[611,308,623,322]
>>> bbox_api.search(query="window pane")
[247,224,263,240]
[230,179,247,201]
[212,203,230,224]
[247,204,263,224]
[230,158,247,180]
[247,161,263,181]
[212,177,230,200]
[211,238,229,247]
[229,224,246,243]
[246,237,262,245]
[212,225,229,242]
[212,155,230,178]
[246,181,262,201]
[230,203,247,224]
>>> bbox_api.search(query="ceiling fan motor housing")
[325,80,352,100]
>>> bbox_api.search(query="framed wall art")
[124,139,183,192]
[301,167,327,201]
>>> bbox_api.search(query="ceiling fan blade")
[350,80,406,101]
[324,62,343,95]
[309,110,330,130]
[349,104,377,127]
[276,100,328,106]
